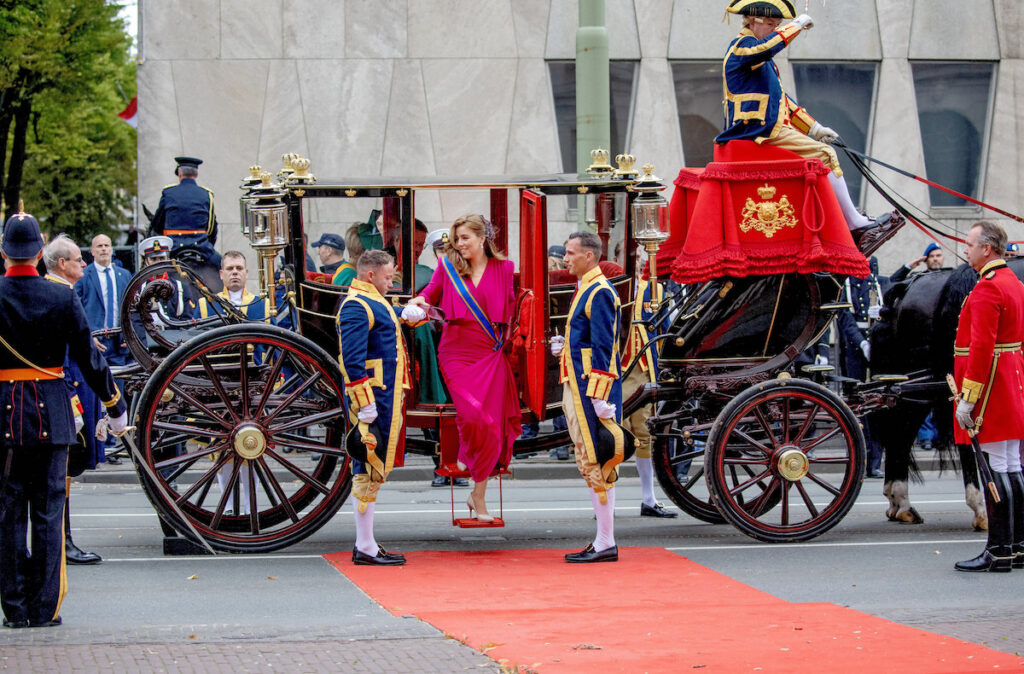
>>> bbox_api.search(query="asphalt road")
[1,468,1021,671]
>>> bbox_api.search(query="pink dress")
[418,257,521,481]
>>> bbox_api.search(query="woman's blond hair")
[444,214,505,277]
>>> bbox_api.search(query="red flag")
[118,96,137,128]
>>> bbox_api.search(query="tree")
[0,0,135,242]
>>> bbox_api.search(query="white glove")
[859,340,871,361]
[74,414,85,435]
[814,354,829,366]
[401,305,426,323]
[867,305,882,320]
[357,403,378,424]
[809,122,838,144]
[955,399,976,430]
[792,13,814,30]
[108,411,128,437]
[550,335,564,357]
[591,398,616,420]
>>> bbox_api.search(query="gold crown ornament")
[614,153,638,178]
[586,148,614,176]
[757,184,778,200]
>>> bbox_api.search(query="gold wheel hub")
[776,447,809,481]
[234,424,267,460]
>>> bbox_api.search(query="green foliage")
[1,0,136,243]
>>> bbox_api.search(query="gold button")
[39,403,44,408]
[42,432,48,437]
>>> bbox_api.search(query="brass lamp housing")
[630,163,670,310]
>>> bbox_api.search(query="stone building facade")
[138,0,1023,274]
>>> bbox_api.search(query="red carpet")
[325,548,1024,673]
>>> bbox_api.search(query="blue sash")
[439,256,502,351]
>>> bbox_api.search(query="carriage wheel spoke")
[801,425,841,453]
[727,468,772,497]
[253,348,289,418]
[261,372,324,427]
[733,428,772,456]
[781,397,791,444]
[210,459,242,530]
[669,447,704,464]
[177,452,230,505]
[795,479,820,517]
[270,406,347,434]
[238,344,251,418]
[154,440,228,471]
[781,481,791,525]
[681,466,705,491]
[152,420,229,440]
[264,449,332,495]
[256,456,300,523]
[804,470,841,497]
[746,476,780,517]
[793,404,820,444]
[199,355,241,425]
[270,433,347,457]
[251,460,281,510]
[247,462,260,535]
[722,455,770,466]
[168,383,233,429]
[752,406,780,450]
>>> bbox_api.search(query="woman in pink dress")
[407,214,521,521]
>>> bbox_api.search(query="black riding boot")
[955,471,1013,572]
[65,497,101,566]
[1008,471,1024,570]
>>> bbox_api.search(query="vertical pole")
[576,0,609,225]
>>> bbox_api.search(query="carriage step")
[872,374,909,382]
[453,517,506,528]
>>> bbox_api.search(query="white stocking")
[591,488,616,552]
[636,456,656,507]
[352,497,378,556]
[828,172,871,230]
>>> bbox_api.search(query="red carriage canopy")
[664,142,870,284]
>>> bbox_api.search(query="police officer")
[149,156,220,269]
[953,221,1024,573]
[0,207,127,628]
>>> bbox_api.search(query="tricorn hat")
[726,0,796,19]
[593,421,637,484]
[174,156,203,176]
[346,421,387,482]
[1,204,45,259]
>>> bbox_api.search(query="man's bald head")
[91,234,113,267]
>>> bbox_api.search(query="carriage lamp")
[247,172,290,317]
[238,164,263,240]
[631,163,670,311]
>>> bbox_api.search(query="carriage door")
[518,189,549,419]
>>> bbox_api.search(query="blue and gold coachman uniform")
[149,160,220,268]
[559,265,625,499]
[0,214,126,627]
[336,279,412,511]
[196,289,269,322]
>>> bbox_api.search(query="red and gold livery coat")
[953,259,1024,445]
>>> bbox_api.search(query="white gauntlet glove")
[867,305,882,320]
[591,398,616,420]
[814,354,829,366]
[792,13,814,30]
[401,305,427,323]
[108,412,129,437]
[74,414,85,435]
[357,403,378,424]
[809,122,838,144]
[859,340,871,361]
[549,335,564,357]
[955,399,976,430]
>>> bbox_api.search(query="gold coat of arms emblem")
[739,184,797,238]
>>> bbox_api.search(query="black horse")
[867,257,1024,530]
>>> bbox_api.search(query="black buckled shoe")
[565,544,618,563]
[954,549,1013,573]
[852,211,905,256]
[352,546,407,566]
[3,619,29,629]
[640,502,678,518]
[28,617,62,628]
[1014,549,1024,570]
[65,537,102,565]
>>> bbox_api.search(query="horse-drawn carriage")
[114,147,903,553]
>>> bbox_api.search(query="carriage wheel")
[132,324,351,552]
[652,408,723,524]
[705,378,865,542]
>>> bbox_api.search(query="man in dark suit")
[149,156,220,268]
[76,234,133,367]
[0,207,128,628]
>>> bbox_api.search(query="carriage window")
[548,60,639,176]
[791,62,878,207]
[670,61,722,169]
[910,61,996,208]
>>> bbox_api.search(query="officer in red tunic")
[952,221,1024,573]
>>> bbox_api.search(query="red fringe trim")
[700,160,830,182]
[671,243,869,284]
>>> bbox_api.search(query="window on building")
[670,61,722,169]
[548,60,638,174]
[791,62,878,207]
[910,61,996,208]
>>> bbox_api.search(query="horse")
[867,257,1024,530]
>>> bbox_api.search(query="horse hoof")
[896,507,924,525]
[972,516,988,532]
[885,507,898,521]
